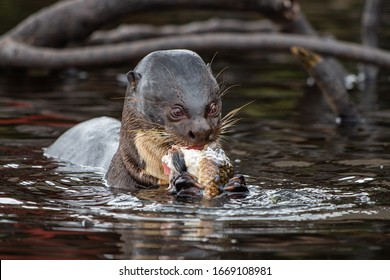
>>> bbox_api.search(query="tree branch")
[2,33,390,69]
[292,47,361,123]
[86,18,276,45]
[359,0,382,108]
[5,0,296,47]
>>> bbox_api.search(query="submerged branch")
[292,47,361,124]
[359,0,382,108]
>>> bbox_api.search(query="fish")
[162,144,234,199]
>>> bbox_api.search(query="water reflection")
[2,139,389,260]
[1,26,390,258]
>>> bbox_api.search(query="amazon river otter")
[46,49,246,198]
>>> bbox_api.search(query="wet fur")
[106,50,240,190]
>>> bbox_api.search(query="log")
[4,0,296,47]
[291,47,361,124]
[1,0,389,73]
[1,33,390,69]
[87,19,276,45]
[0,0,303,69]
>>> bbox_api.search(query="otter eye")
[170,106,185,120]
[208,102,219,117]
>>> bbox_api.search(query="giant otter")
[46,49,246,197]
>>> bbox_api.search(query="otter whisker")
[222,101,253,122]
[208,51,218,69]
[218,84,240,98]
[221,118,241,135]
[221,101,253,134]
[215,66,229,81]
[215,79,226,95]
[218,134,230,144]
[110,96,126,100]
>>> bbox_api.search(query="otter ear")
[126,70,142,90]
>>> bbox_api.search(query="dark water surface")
[1,1,390,259]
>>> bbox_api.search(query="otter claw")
[173,172,203,199]
[176,187,203,199]
[174,172,202,189]
[221,174,248,193]
[172,171,248,199]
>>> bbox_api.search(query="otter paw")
[220,174,248,196]
[173,172,203,199]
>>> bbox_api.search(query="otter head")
[125,49,221,148]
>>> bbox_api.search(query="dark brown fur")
[106,50,224,190]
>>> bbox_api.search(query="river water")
[0,1,390,259]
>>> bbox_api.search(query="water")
[1,1,390,259]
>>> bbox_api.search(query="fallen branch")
[292,47,361,124]
[87,18,276,45]
[4,0,296,47]
[1,33,390,69]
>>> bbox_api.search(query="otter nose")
[188,119,212,143]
